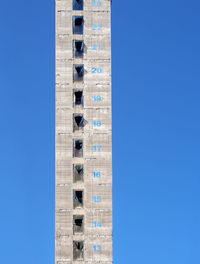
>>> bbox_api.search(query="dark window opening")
[73,16,83,35]
[73,139,83,157]
[73,164,84,182]
[74,90,83,106]
[73,241,84,260]
[73,190,83,208]
[73,114,87,131]
[73,65,84,82]
[73,215,84,234]
[74,40,84,57]
[73,0,83,10]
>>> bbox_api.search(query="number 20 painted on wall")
[92,67,102,74]
[92,24,102,31]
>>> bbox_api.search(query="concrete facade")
[55,0,112,263]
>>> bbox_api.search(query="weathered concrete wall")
[56,0,112,263]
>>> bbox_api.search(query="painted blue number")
[92,67,102,74]
[93,245,102,252]
[93,121,101,127]
[93,171,101,178]
[94,221,102,227]
[93,145,102,152]
[92,24,103,31]
[93,196,102,202]
[92,96,102,102]
[92,44,101,51]
[92,0,101,7]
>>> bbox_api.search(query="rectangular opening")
[73,215,84,234]
[73,114,87,132]
[73,164,84,183]
[73,90,84,107]
[73,139,83,157]
[73,241,84,260]
[74,40,84,57]
[73,190,83,209]
[73,64,84,82]
[73,0,83,10]
[73,16,84,35]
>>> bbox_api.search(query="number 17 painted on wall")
[93,145,102,152]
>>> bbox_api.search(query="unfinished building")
[56,0,112,262]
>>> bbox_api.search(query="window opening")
[73,65,84,82]
[73,114,87,131]
[74,40,84,57]
[73,16,83,35]
[73,215,84,234]
[73,139,83,157]
[73,0,83,10]
[74,90,83,106]
[73,190,83,208]
[73,241,84,260]
[73,164,84,182]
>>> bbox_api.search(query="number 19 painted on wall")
[93,221,102,227]
[92,44,101,51]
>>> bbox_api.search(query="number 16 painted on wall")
[93,171,101,178]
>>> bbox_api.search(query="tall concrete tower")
[55,0,112,263]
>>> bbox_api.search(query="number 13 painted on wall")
[93,245,102,252]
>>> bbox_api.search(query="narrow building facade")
[55,0,112,262]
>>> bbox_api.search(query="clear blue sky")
[0,0,200,263]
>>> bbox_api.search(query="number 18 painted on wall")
[92,96,102,102]
[93,121,101,127]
